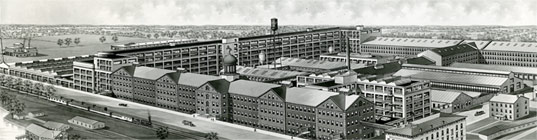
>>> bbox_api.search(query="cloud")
[0,0,536,25]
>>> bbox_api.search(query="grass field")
[1,34,170,63]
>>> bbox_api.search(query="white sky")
[0,0,536,25]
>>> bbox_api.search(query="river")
[0,107,25,140]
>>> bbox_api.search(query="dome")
[223,54,238,65]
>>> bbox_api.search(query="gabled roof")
[204,79,230,93]
[177,73,221,87]
[490,94,525,104]
[429,43,479,57]
[386,113,466,137]
[362,37,463,48]
[450,62,537,75]
[114,65,136,76]
[132,67,175,80]
[26,124,62,139]
[158,72,181,84]
[228,80,282,97]
[69,116,102,125]
[461,40,492,50]
[285,88,338,107]
[325,94,363,111]
[394,69,508,87]
[430,90,467,103]
[235,66,309,80]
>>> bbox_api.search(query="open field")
[1,88,203,139]
[1,34,169,63]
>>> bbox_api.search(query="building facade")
[361,37,463,57]
[385,113,466,140]
[489,94,529,120]
[417,43,480,66]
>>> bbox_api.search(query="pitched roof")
[26,124,62,139]
[489,94,522,103]
[406,57,435,65]
[159,72,181,83]
[394,69,508,87]
[450,62,537,75]
[362,37,462,48]
[235,66,309,80]
[228,80,282,97]
[205,79,230,93]
[326,94,363,110]
[43,121,69,130]
[430,90,466,103]
[483,41,537,53]
[386,113,466,137]
[69,116,102,125]
[285,88,339,107]
[463,91,482,98]
[132,67,175,80]
[429,43,479,57]
[402,63,511,75]
[177,73,221,87]
[461,40,492,50]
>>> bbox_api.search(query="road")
[52,86,293,139]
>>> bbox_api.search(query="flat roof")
[105,40,222,54]
[239,27,342,40]
[277,57,366,71]
[362,37,462,48]
[483,41,537,53]
[394,69,508,87]
[490,94,522,104]
[450,62,537,75]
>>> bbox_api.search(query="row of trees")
[99,35,119,44]
[57,37,81,47]
[0,75,56,99]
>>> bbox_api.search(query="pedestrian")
[254,128,256,132]
[193,115,195,117]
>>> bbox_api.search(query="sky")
[0,0,536,26]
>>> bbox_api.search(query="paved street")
[456,103,490,125]
[52,86,292,140]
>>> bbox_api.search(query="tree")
[3,76,14,88]
[74,38,81,46]
[154,33,160,39]
[64,38,72,47]
[156,126,169,140]
[22,80,32,93]
[112,35,119,42]
[44,85,56,99]
[12,78,22,90]
[57,39,64,47]
[67,133,82,140]
[99,36,106,43]
[205,132,218,140]
[34,82,44,95]
[147,34,152,39]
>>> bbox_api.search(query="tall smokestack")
[346,37,351,71]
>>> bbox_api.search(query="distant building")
[319,53,395,65]
[4,42,38,57]
[68,116,105,129]
[43,121,70,131]
[110,39,198,50]
[481,41,537,67]
[450,62,537,80]
[417,43,481,66]
[489,94,529,120]
[395,64,525,93]
[361,37,463,57]
[24,124,65,140]
[385,113,466,140]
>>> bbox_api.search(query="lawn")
[1,88,202,139]
[1,34,170,63]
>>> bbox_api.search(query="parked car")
[475,111,485,116]
[182,120,195,127]
[119,103,128,107]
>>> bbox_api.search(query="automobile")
[182,120,195,127]
[475,111,485,116]
[119,103,128,107]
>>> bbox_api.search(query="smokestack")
[346,37,351,71]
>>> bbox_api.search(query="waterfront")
[0,107,25,140]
